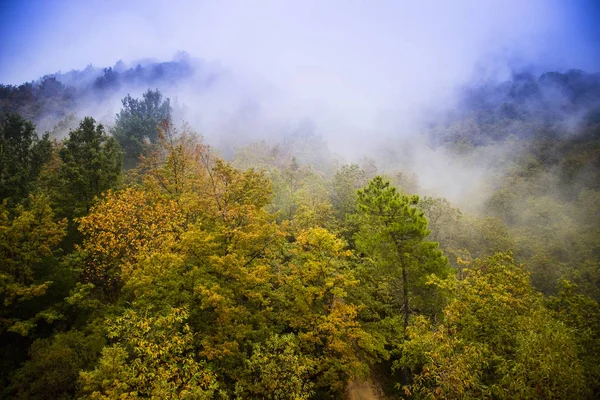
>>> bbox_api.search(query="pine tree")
[354,176,448,334]
[112,89,171,169]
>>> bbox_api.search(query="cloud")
[1,0,598,207]
[2,1,595,142]
[1,1,593,88]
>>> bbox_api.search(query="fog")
[1,0,599,210]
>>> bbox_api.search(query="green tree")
[6,330,104,400]
[0,194,68,391]
[548,279,600,398]
[290,171,336,233]
[56,117,122,218]
[330,164,368,220]
[112,89,172,168]
[0,113,52,205]
[235,334,316,399]
[349,177,448,392]
[353,176,448,334]
[269,157,306,221]
[0,194,67,336]
[417,197,469,268]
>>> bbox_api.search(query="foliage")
[548,279,600,398]
[76,187,185,294]
[275,227,382,392]
[79,308,219,399]
[2,65,600,398]
[113,89,172,168]
[399,253,588,399]
[54,117,122,218]
[6,330,104,400]
[353,176,449,333]
[331,164,369,220]
[235,334,316,399]
[0,113,52,205]
[0,194,67,336]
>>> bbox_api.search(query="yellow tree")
[76,123,213,297]
[179,159,283,363]
[136,120,210,198]
[76,187,185,295]
[399,253,588,399]
[274,227,385,393]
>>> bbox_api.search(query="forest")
[1,60,600,399]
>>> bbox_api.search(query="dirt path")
[346,379,382,400]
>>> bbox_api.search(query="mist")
[1,0,600,211]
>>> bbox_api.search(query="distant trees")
[112,89,172,168]
[331,164,368,221]
[0,77,75,125]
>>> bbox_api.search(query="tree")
[79,308,219,399]
[112,89,172,168]
[269,157,307,221]
[6,330,104,400]
[399,253,588,399]
[353,177,448,334]
[274,227,382,393]
[76,187,186,296]
[177,158,283,369]
[548,279,600,398]
[0,194,67,336]
[417,197,469,268]
[55,117,122,218]
[290,171,336,233]
[0,113,52,205]
[350,176,449,391]
[234,334,316,399]
[331,164,368,222]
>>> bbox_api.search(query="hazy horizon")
[2,1,599,84]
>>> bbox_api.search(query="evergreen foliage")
[112,89,172,168]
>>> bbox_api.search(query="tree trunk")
[402,265,409,336]
[401,264,410,386]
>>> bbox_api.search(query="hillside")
[0,59,599,399]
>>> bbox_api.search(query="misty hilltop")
[1,56,600,146]
[0,55,224,132]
